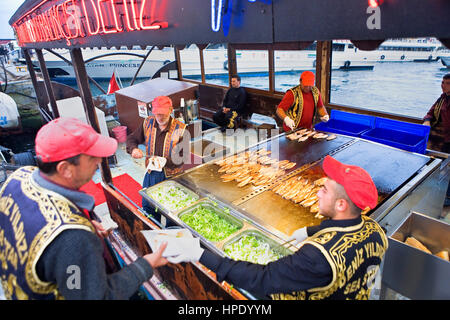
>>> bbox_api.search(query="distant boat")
[17,46,175,80]
[181,42,376,79]
[182,39,450,78]
[351,38,446,63]
[439,56,450,68]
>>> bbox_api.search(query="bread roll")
[435,250,449,261]
[405,237,432,254]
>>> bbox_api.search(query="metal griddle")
[237,138,431,237]
[329,139,430,195]
[171,133,433,240]
[175,133,354,205]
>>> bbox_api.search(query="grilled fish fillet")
[327,134,337,141]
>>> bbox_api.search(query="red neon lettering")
[64,0,83,38]
[31,17,44,42]
[56,4,74,45]
[25,20,36,43]
[49,5,63,41]
[110,0,123,32]
[33,15,44,41]
[97,0,121,34]
[14,0,167,45]
[43,12,56,40]
[56,4,72,39]
[123,0,141,31]
[140,0,160,30]
[39,14,52,41]
[81,0,100,35]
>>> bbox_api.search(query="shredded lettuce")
[147,184,197,212]
[224,234,282,264]
[180,205,240,242]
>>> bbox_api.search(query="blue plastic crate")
[360,117,430,154]
[314,110,375,137]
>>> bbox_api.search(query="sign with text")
[137,101,148,118]
[12,0,168,46]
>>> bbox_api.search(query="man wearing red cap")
[276,71,330,131]
[168,155,388,300]
[126,96,188,224]
[0,118,169,299]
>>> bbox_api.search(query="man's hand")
[423,120,431,126]
[91,220,113,239]
[283,116,296,131]
[167,242,204,264]
[223,107,231,113]
[131,148,144,159]
[144,242,169,268]
[320,114,330,122]
[287,227,308,246]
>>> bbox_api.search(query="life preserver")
[344,61,351,68]
[380,55,385,60]
[400,55,405,60]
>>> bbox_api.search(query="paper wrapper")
[141,229,199,257]
[146,156,167,172]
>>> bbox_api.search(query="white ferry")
[34,46,175,79]
[345,38,449,63]
[14,38,448,81]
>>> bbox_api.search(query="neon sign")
[211,0,271,36]
[13,0,168,46]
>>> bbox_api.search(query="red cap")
[322,155,378,210]
[152,96,172,114]
[300,71,315,86]
[35,117,118,163]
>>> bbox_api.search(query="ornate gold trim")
[10,167,95,296]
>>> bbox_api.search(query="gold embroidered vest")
[0,166,94,300]
[271,215,388,300]
[432,95,446,127]
[143,116,186,178]
[286,85,320,128]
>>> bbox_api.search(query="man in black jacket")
[0,118,169,299]
[213,74,247,132]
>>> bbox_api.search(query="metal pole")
[174,46,183,80]
[70,48,113,184]
[199,46,206,84]
[46,49,107,95]
[227,44,237,86]
[268,48,275,93]
[22,49,50,118]
[35,49,60,118]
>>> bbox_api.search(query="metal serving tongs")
[280,238,297,250]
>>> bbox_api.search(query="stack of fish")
[286,128,336,142]
[215,149,296,187]
[272,175,327,218]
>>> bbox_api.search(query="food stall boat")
[9,0,450,300]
